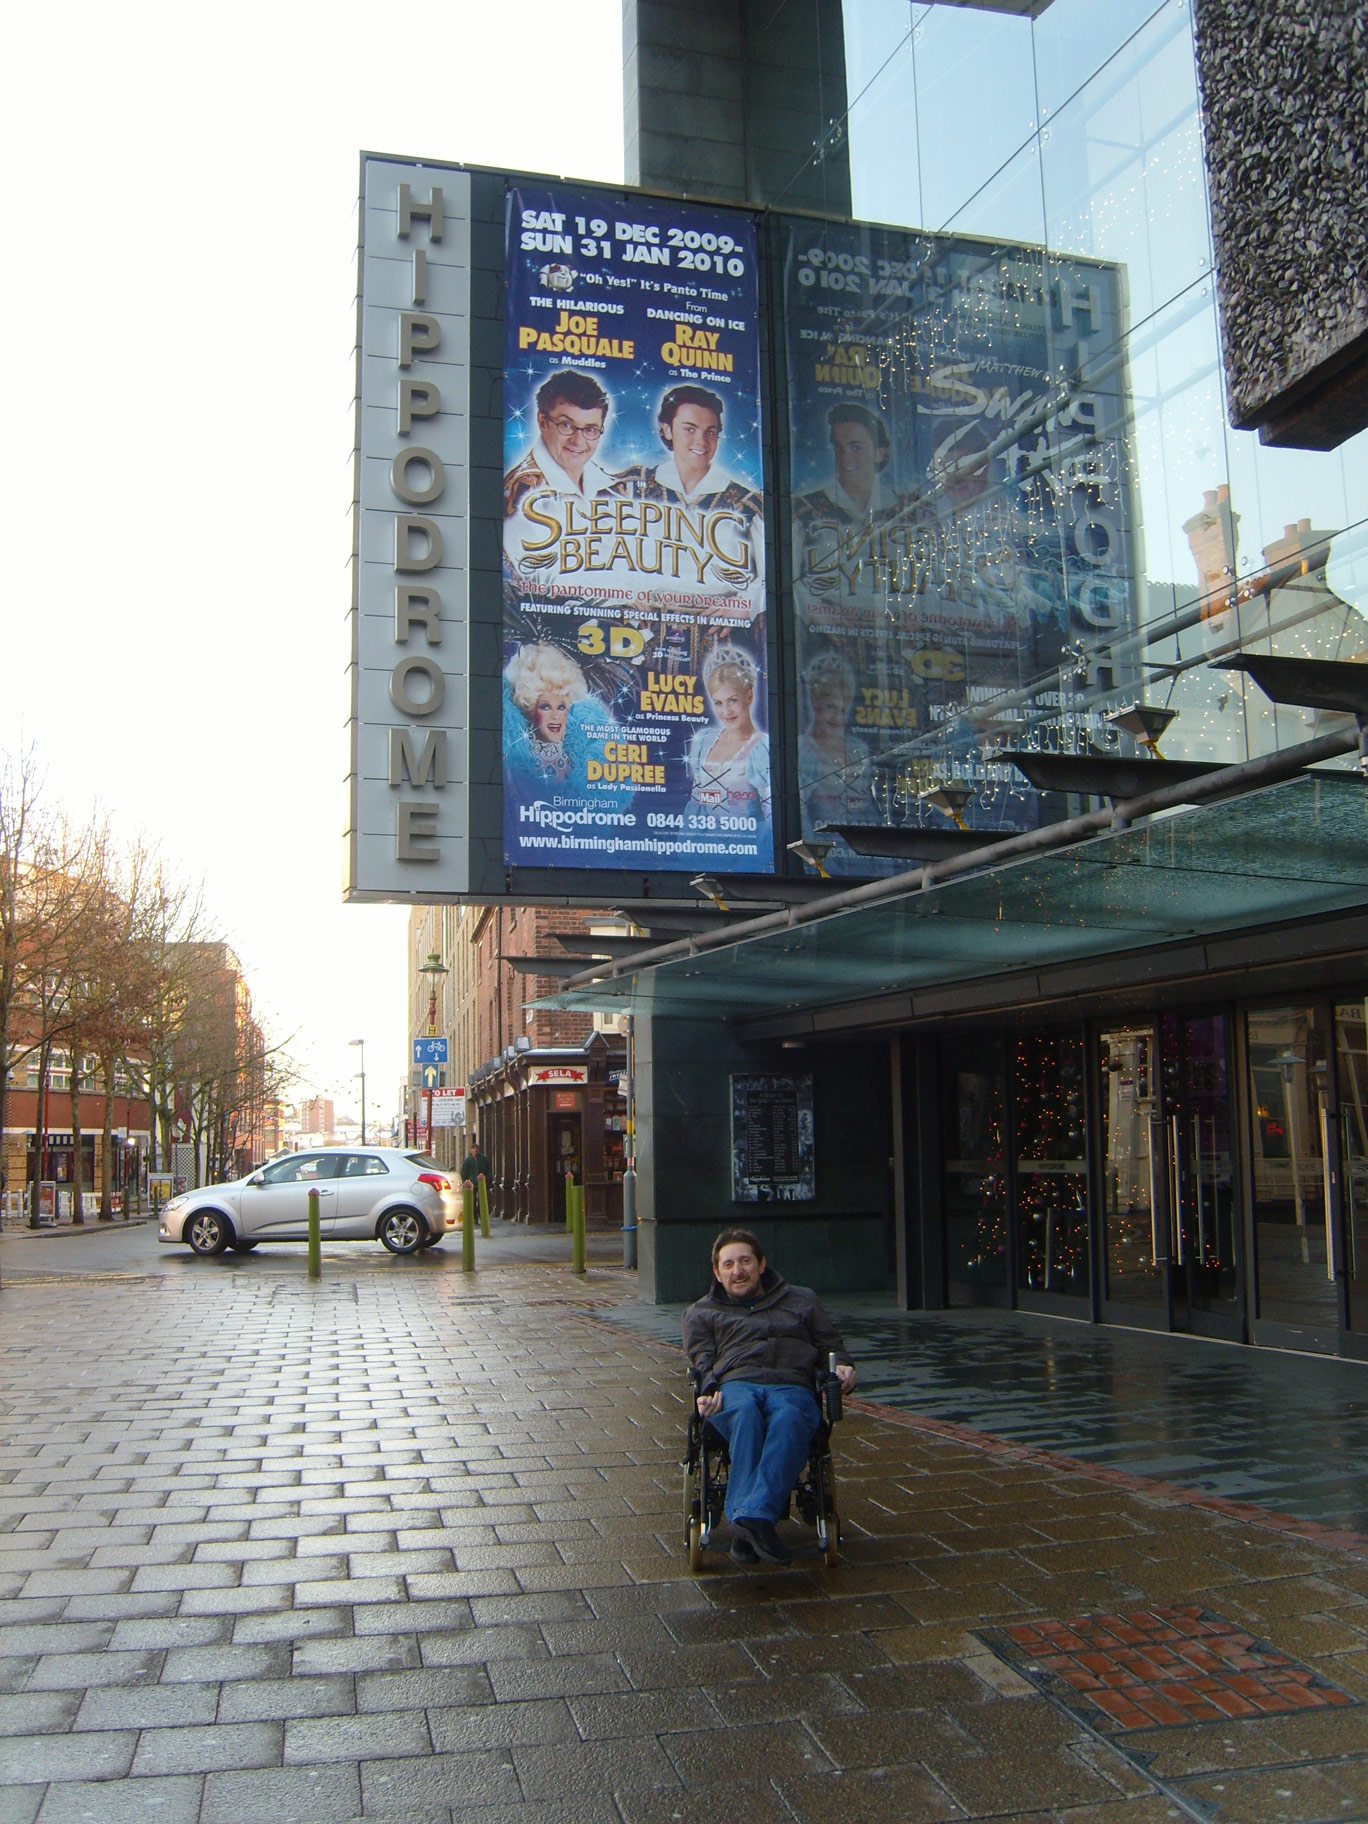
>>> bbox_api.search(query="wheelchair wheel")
[816,1453,841,1567]
[682,1462,699,1549]
[683,1426,708,1572]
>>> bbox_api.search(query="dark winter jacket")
[682,1267,852,1395]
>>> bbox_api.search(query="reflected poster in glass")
[502,184,771,875]
[781,220,1142,874]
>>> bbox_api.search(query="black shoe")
[733,1518,791,1566]
[728,1530,759,1566]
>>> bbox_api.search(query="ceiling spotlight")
[920,783,973,830]
[1107,702,1178,756]
[690,874,729,912]
[786,837,834,879]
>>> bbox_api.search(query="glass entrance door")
[1248,1006,1338,1347]
[942,1036,1009,1307]
[1099,1026,1167,1321]
[1099,1015,1241,1335]
[1012,1031,1090,1306]
[1164,1012,1241,1337]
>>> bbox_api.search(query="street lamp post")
[417,951,448,1155]
[349,1039,366,1144]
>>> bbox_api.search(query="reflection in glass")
[1013,1031,1089,1298]
[942,137,1045,248]
[1336,1001,1368,1337]
[1039,0,1211,327]
[1100,1027,1164,1306]
[942,1038,1008,1305]
[817,0,1368,883]
[844,4,920,230]
[1248,1006,1336,1335]
[911,5,1036,231]
[782,216,1143,876]
[1032,0,1171,124]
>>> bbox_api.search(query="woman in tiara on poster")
[502,642,627,806]
[687,643,771,829]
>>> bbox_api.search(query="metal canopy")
[1001,751,1230,799]
[533,774,1368,1023]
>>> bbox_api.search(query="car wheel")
[231,1239,258,1252]
[378,1208,427,1255]
[187,1210,232,1256]
[420,1232,443,1248]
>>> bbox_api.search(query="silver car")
[158,1148,460,1257]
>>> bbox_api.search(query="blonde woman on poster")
[797,652,871,831]
[502,642,626,807]
[687,644,771,829]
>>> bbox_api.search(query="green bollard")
[462,1179,475,1273]
[564,1171,573,1231]
[307,1188,321,1280]
[572,1182,586,1277]
[477,1174,491,1239]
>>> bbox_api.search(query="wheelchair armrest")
[815,1368,843,1426]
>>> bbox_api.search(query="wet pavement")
[5,1227,1368,1821]
[598,1300,1368,1535]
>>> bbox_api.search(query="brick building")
[406,903,627,1223]
[1,1052,150,1222]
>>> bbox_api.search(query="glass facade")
[772,1,1368,870]
[615,1,1368,1338]
[935,998,1368,1353]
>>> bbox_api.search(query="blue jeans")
[708,1382,821,1525]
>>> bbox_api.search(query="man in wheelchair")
[682,1228,856,1567]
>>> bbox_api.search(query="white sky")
[1,1,623,1129]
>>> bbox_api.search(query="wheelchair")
[681,1356,844,1571]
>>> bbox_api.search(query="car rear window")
[406,1154,442,1169]
[342,1154,390,1177]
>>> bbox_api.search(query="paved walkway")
[5,1231,1368,1821]
[599,1300,1368,1534]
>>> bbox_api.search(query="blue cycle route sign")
[412,1037,449,1064]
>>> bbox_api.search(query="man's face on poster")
[538,399,607,482]
[663,405,721,481]
[831,422,881,503]
[934,430,991,511]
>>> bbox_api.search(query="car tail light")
[417,1172,451,1193]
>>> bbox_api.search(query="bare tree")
[0,745,44,1188]
[62,832,160,1219]
[0,759,107,1223]
[2,746,280,1221]
[121,866,216,1177]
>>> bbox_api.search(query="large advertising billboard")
[783,222,1137,874]
[347,156,1141,907]
[501,184,771,875]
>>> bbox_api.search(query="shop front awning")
[533,772,1368,1026]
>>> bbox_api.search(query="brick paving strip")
[5,1265,1368,1822]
